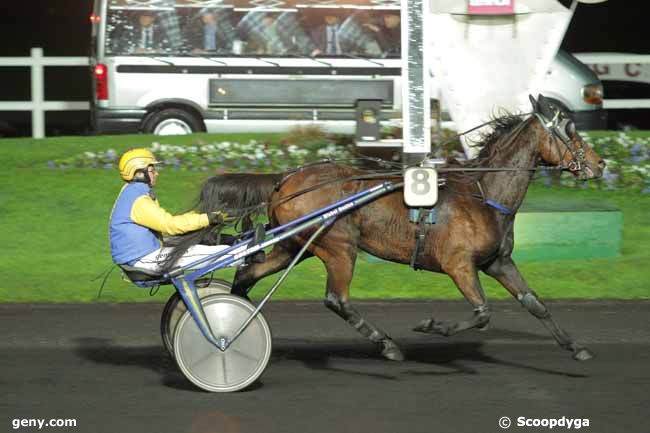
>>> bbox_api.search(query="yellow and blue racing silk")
[109,182,209,265]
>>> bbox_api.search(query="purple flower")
[47,161,56,168]
[630,144,644,155]
[602,170,618,181]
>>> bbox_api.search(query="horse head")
[529,94,605,180]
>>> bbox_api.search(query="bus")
[90,0,605,136]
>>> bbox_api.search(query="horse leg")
[232,243,307,298]
[321,253,405,361]
[484,256,593,361]
[414,259,490,336]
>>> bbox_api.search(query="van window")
[104,0,401,58]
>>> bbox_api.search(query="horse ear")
[529,94,539,112]
[536,94,555,119]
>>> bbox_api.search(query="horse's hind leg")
[414,259,491,336]
[320,251,404,361]
[232,243,308,298]
[484,256,593,361]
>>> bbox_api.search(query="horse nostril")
[598,160,606,170]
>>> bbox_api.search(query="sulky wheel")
[160,279,231,358]
[173,293,272,393]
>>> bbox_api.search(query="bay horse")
[178,95,605,362]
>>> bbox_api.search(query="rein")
[225,109,583,224]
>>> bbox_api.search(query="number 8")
[410,169,431,195]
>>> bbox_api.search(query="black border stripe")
[116,65,401,76]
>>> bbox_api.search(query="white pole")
[30,47,45,139]
[401,0,431,156]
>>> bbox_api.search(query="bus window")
[184,8,238,54]
[237,11,288,55]
[106,8,182,55]
[104,0,401,58]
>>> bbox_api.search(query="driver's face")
[147,165,159,187]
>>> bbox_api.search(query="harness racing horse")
[181,95,605,362]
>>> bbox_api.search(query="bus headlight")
[582,83,603,105]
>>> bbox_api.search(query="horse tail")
[197,172,285,217]
[160,172,284,271]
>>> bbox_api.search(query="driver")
[109,148,237,273]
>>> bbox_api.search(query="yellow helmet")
[118,148,160,182]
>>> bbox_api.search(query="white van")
[90,0,606,136]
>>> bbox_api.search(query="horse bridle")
[534,109,587,174]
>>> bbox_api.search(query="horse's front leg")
[414,257,491,336]
[484,256,593,361]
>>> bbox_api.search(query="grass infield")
[1,132,648,302]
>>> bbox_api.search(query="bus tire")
[142,108,204,135]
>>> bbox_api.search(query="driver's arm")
[130,195,209,236]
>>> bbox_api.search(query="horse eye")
[565,121,576,138]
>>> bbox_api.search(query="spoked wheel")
[160,279,231,359]
[173,293,272,393]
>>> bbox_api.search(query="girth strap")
[410,208,431,271]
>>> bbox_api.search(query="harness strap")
[485,200,513,214]
[475,180,513,214]
[410,208,430,271]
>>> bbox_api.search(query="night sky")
[0,0,645,134]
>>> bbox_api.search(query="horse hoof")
[413,319,453,336]
[413,319,434,334]
[381,342,405,362]
[477,323,490,332]
[573,348,594,361]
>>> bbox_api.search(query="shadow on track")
[272,338,588,379]
[72,329,586,393]
[73,337,196,391]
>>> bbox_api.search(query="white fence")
[0,48,89,138]
[575,52,650,109]
[0,49,648,138]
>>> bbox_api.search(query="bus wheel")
[142,108,203,135]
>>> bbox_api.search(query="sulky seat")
[119,264,170,284]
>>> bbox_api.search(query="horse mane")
[474,112,528,164]
[445,112,529,184]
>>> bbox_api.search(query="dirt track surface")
[1,300,648,433]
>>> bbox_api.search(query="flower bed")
[47,131,650,192]
[48,137,351,173]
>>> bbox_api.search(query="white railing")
[0,48,90,138]
[575,52,650,110]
